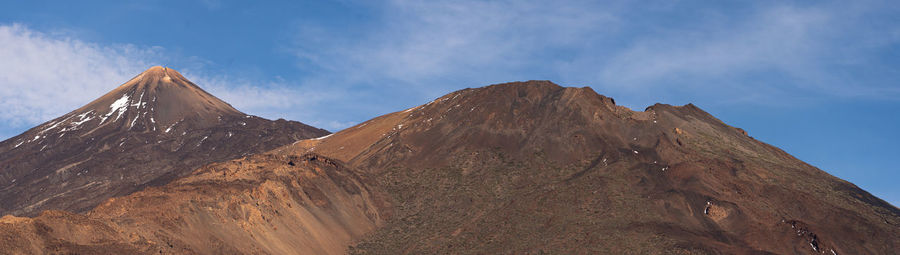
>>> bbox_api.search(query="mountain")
[0,80,896,254]
[0,66,330,217]
[295,81,898,254]
[0,151,389,254]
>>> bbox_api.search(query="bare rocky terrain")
[298,81,899,254]
[0,152,389,254]
[0,79,897,254]
[0,66,329,216]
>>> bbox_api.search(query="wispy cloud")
[597,3,900,104]
[290,0,900,111]
[182,71,347,130]
[0,24,158,127]
[292,0,618,92]
[602,7,826,84]
[0,24,324,138]
[2,0,898,136]
[284,0,626,128]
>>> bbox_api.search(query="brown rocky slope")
[1,80,896,254]
[293,81,899,254]
[0,152,390,254]
[0,66,330,216]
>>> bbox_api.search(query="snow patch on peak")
[130,91,145,108]
[72,111,94,125]
[39,110,97,134]
[20,135,43,146]
[101,93,131,123]
[129,115,140,129]
[39,117,68,134]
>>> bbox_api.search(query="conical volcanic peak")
[0,66,329,217]
[66,66,242,132]
[0,78,896,254]
[123,66,180,84]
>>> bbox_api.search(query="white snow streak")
[165,120,180,133]
[312,133,333,140]
[197,135,209,146]
[130,91,145,108]
[40,118,67,133]
[102,93,131,123]
[71,110,94,127]
[130,115,139,128]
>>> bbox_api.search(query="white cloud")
[291,0,900,110]
[282,0,628,128]
[183,71,337,124]
[0,24,327,138]
[600,7,834,90]
[0,24,158,127]
[3,0,898,138]
[292,0,618,91]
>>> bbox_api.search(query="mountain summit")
[67,66,241,133]
[0,66,329,216]
[299,81,898,254]
[0,80,895,254]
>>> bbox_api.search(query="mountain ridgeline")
[0,76,896,254]
[300,81,899,254]
[0,66,329,216]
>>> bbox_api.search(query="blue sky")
[0,0,898,206]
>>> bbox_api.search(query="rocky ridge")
[0,66,330,216]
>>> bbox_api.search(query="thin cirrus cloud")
[1,0,898,206]
[185,72,343,129]
[600,7,830,87]
[2,0,898,138]
[0,24,156,127]
[291,0,619,93]
[0,23,324,139]
[597,4,900,104]
[291,0,900,111]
